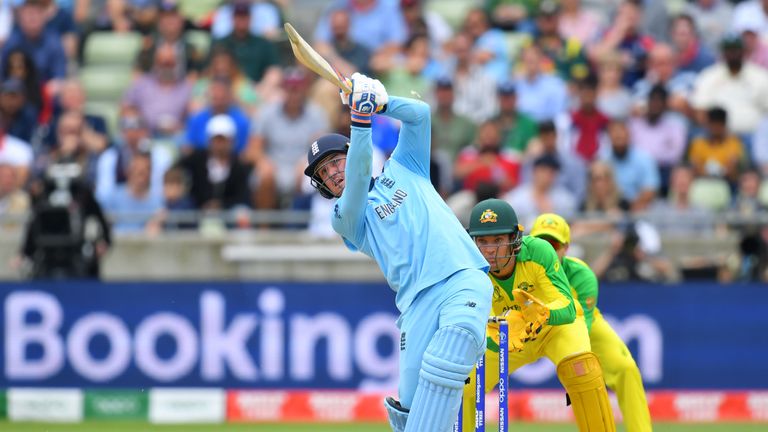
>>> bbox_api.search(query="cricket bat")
[284,22,353,93]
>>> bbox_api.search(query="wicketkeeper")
[463,198,616,432]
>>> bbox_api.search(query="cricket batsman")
[530,213,652,432]
[304,73,493,432]
[463,198,615,431]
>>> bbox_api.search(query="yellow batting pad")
[556,352,616,432]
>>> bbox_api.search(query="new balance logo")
[311,141,319,155]
[465,301,476,308]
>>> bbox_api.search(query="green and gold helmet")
[468,198,524,238]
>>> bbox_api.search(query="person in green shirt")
[461,199,616,432]
[212,3,280,85]
[531,213,652,432]
[431,78,477,161]
[493,81,539,154]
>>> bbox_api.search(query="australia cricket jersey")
[488,236,576,324]
[562,256,599,331]
[332,96,489,312]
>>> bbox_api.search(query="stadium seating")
[84,101,121,137]
[426,0,481,30]
[178,0,221,23]
[689,177,732,212]
[79,66,134,103]
[83,32,143,67]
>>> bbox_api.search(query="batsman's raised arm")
[385,97,432,180]
[332,74,389,243]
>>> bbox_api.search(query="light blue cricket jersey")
[332,96,489,312]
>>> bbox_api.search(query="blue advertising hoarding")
[0,282,766,389]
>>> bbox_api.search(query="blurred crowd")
[0,0,767,282]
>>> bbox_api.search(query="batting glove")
[341,72,388,127]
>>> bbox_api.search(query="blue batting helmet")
[304,133,350,198]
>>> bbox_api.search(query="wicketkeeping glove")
[512,289,550,339]
[341,72,388,126]
[487,311,528,353]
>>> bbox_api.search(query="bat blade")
[284,23,353,93]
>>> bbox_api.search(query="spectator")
[648,163,715,235]
[246,69,328,206]
[0,163,31,225]
[515,44,569,122]
[732,167,765,216]
[595,51,633,119]
[95,108,173,205]
[463,8,509,82]
[591,219,677,283]
[73,0,133,36]
[135,0,204,76]
[1,0,67,86]
[441,32,498,124]
[33,110,103,184]
[558,0,604,44]
[1,49,47,119]
[126,0,159,35]
[185,78,250,155]
[629,85,688,193]
[379,34,440,103]
[492,81,538,154]
[589,0,654,87]
[602,119,659,212]
[571,74,609,162]
[100,152,163,233]
[314,0,407,57]
[400,0,452,55]
[670,14,716,74]
[484,0,536,31]
[532,0,590,82]
[691,35,768,137]
[522,120,587,202]
[161,165,194,213]
[580,160,629,217]
[122,43,193,137]
[314,8,372,77]
[38,0,78,59]
[0,78,38,143]
[684,0,732,54]
[45,79,108,149]
[687,107,745,185]
[212,1,281,100]
[631,43,696,114]
[454,120,520,195]
[211,0,282,40]
[189,48,259,116]
[430,77,476,161]
[502,154,577,228]
[177,115,254,210]
[571,160,630,244]
[735,16,768,69]
[731,0,768,40]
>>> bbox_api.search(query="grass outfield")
[1,422,768,432]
